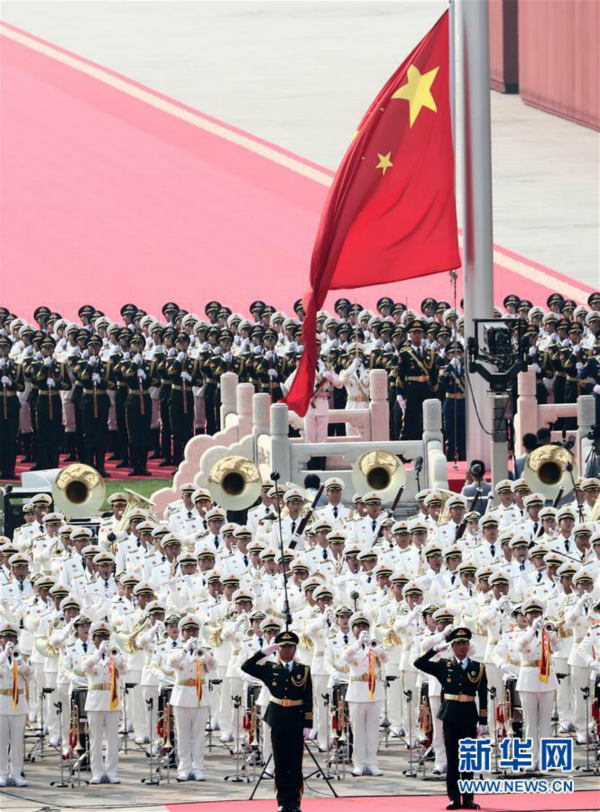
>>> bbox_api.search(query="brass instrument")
[523,444,578,501]
[116,615,151,654]
[436,488,464,526]
[351,449,406,503]
[418,692,431,746]
[249,700,259,748]
[590,491,600,522]
[157,699,173,754]
[116,488,158,532]
[52,463,105,519]
[207,455,262,510]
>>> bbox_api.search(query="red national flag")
[283,11,459,416]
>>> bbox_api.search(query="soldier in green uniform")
[0,336,24,478]
[113,328,132,468]
[439,342,466,461]
[32,336,71,469]
[75,334,114,475]
[253,329,285,402]
[241,630,312,812]
[396,319,439,441]
[166,332,203,465]
[414,627,488,811]
[122,334,159,476]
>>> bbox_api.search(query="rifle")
[454,488,482,541]
[289,484,325,549]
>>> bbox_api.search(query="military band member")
[82,621,128,784]
[242,629,313,812]
[0,623,32,786]
[414,627,487,810]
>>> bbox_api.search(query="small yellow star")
[391,64,439,127]
[376,151,393,175]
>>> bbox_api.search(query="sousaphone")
[351,449,406,503]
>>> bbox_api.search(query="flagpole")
[456,0,495,468]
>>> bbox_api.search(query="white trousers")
[399,670,419,740]
[220,677,242,739]
[348,701,382,771]
[553,657,572,727]
[45,671,59,739]
[0,714,26,781]
[429,695,446,771]
[387,671,402,728]
[304,398,329,443]
[173,706,208,773]
[87,710,120,780]
[519,691,555,768]
[570,666,590,736]
[30,662,45,722]
[127,672,146,739]
[312,674,330,749]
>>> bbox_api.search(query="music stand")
[249,741,338,801]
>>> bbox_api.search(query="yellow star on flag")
[375,152,393,175]
[391,64,439,127]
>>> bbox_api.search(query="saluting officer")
[166,333,203,466]
[121,334,159,476]
[414,627,488,811]
[0,336,24,479]
[242,630,313,812]
[75,334,114,475]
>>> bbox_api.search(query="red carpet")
[165,791,598,812]
[0,22,592,322]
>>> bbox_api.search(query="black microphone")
[414,456,424,475]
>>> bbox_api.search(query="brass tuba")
[523,444,578,501]
[207,455,262,510]
[351,449,406,503]
[52,463,105,519]
[116,488,158,532]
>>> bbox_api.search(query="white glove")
[358,630,370,645]
[497,594,511,609]
[431,341,439,350]
[576,362,584,372]
[91,372,101,384]
[0,358,5,369]
[265,351,275,361]
[25,346,34,357]
[534,364,542,374]
[44,356,53,367]
[443,623,456,638]
[133,353,142,365]
[35,350,43,360]
[252,346,263,355]
[572,343,581,354]
[561,338,570,347]
[267,368,278,379]
[288,341,297,352]
[122,352,131,361]
[397,395,406,410]
[303,728,311,740]
[433,641,451,653]
[137,369,146,380]
[531,616,543,631]
[323,370,335,382]
[374,338,383,349]
[89,355,99,366]
[224,352,232,362]
[350,358,361,372]
[46,377,56,388]
[594,384,600,396]
[1,375,12,386]
[549,333,558,343]
[477,725,488,737]
[177,351,186,362]
[180,371,192,383]
[451,357,460,369]
[528,346,537,357]
[82,349,89,359]
[262,644,278,656]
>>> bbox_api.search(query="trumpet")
[5,642,19,659]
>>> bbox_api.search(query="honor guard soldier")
[121,333,159,475]
[166,333,203,465]
[438,342,466,461]
[0,623,32,787]
[414,627,488,810]
[0,335,24,479]
[75,334,114,475]
[242,630,313,812]
[396,320,438,440]
[32,336,71,469]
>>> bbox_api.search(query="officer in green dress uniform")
[0,336,24,478]
[75,334,114,475]
[439,342,466,462]
[113,328,132,468]
[166,332,203,465]
[122,333,159,475]
[32,336,71,469]
[253,329,285,402]
[414,627,488,811]
[396,319,438,441]
[241,630,313,812]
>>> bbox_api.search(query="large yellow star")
[391,64,439,127]
[375,152,393,175]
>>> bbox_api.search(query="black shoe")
[65,454,77,462]
[137,469,151,476]
[159,458,173,467]
[446,803,461,810]
[150,451,161,460]
[462,803,480,810]
[116,460,129,468]
[129,468,139,476]
[97,470,111,478]
[108,454,120,461]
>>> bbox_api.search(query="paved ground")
[1,731,598,812]
[1,0,598,288]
